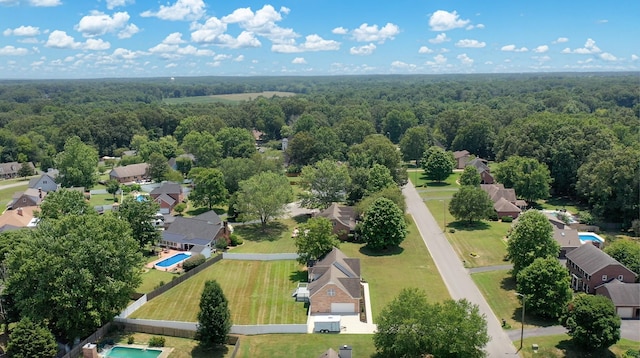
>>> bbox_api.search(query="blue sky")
[0,0,638,79]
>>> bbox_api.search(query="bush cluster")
[229,234,243,246]
[501,216,514,223]
[182,254,206,272]
[148,336,165,347]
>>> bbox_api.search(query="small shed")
[292,282,309,302]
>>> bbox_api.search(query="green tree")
[17,162,34,178]
[335,118,376,146]
[348,134,403,183]
[182,131,221,168]
[494,156,552,203]
[215,127,256,158]
[235,172,293,230]
[174,202,186,216]
[36,189,92,220]
[356,186,406,215]
[189,168,227,210]
[288,131,316,166]
[6,318,57,358]
[117,196,161,249]
[175,155,194,177]
[174,115,226,142]
[460,165,481,187]
[298,160,351,210]
[382,109,417,143]
[105,179,120,201]
[218,157,257,194]
[361,198,406,251]
[55,136,98,188]
[560,294,621,351]
[148,152,169,182]
[451,120,496,160]
[196,280,232,347]
[399,125,431,166]
[604,240,640,275]
[506,210,559,277]
[294,217,340,265]
[421,146,454,182]
[374,288,488,358]
[516,257,572,319]
[5,214,142,341]
[448,186,494,224]
[366,163,395,194]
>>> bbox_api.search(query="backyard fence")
[115,318,308,336]
[222,253,299,261]
[230,324,308,335]
[146,254,222,300]
[117,294,147,318]
[59,322,112,358]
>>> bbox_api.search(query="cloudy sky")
[0,0,637,79]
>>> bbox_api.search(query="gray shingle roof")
[150,182,182,196]
[318,204,357,230]
[597,280,640,306]
[110,163,149,178]
[566,243,631,275]
[164,210,224,244]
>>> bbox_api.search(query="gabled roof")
[309,248,361,299]
[154,193,176,206]
[596,280,640,306]
[28,173,57,189]
[110,163,149,178]
[0,206,38,228]
[566,243,635,275]
[493,197,521,214]
[150,182,182,196]
[481,184,517,203]
[453,150,470,159]
[0,162,34,174]
[318,203,357,230]
[553,227,580,248]
[164,210,224,243]
[466,158,490,173]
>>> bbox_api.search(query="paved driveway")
[403,181,519,357]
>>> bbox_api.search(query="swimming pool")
[578,232,605,246]
[104,346,162,358]
[155,253,191,268]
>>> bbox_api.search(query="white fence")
[115,318,307,335]
[222,253,299,261]
[117,294,147,318]
[115,318,198,331]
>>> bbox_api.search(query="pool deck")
[101,344,174,358]
[145,249,184,269]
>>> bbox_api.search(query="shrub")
[148,336,165,347]
[154,280,165,289]
[625,349,640,358]
[448,228,456,233]
[488,211,499,221]
[501,216,513,223]
[127,335,134,344]
[229,234,243,246]
[215,239,228,251]
[182,254,206,272]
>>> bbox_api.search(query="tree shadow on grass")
[186,207,212,216]
[289,269,307,283]
[234,222,288,242]
[191,344,230,358]
[449,220,490,231]
[425,181,450,187]
[358,245,404,257]
[501,276,561,328]
[292,213,311,224]
[554,339,615,358]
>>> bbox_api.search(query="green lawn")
[89,192,117,207]
[104,331,234,358]
[130,260,308,324]
[230,219,302,254]
[235,334,375,358]
[471,270,555,329]
[534,197,586,216]
[137,269,178,293]
[0,182,29,206]
[409,169,460,189]
[519,335,639,358]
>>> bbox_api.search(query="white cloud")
[118,24,139,39]
[455,39,485,48]
[533,45,549,53]
[599,52,617,61]
[213,54,231,61]
[0,45,29,55]
[567,38,601,54]
[292,57,306,64]
[45,30,81,49]
[429,10,470,31]
[112,47,142,59]
[426,54,447,66]
[190,17,227,43]
[596,19,608,24]
[501,44,528,52]
[351,23,399,43]
[165,63,177,68]
[272,34,339,53]
[429,33,449,44]
[222,5,297,43]
[457,53,473,65]
[532,55,551,62]
[177,45,213,56]
[206,61,221,67]
[332,27,348,35]
[84,38,110,50]
[553,37,569,44]
[106,0,134,10]
[28,0,60,6]
[4,25,40,37]
[350,43,376,55]
[75,11,135,38]
[418,46,433,54]
[632,54,639,61]
[163,32,186,45]
[141,0,206,21]
[234,55,244,62]
[215,31,261,49]
[31,60,44,66]
[391,60,417,71]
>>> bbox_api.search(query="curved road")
[403,181,519,357]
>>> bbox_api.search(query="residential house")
[318,345,353,358]
[0,162,35,179]
[0,206,39,232]
[481,184,527,219]
[566,243,637,294]
[150,182,184,213]
[594,279,640,319]
[466,158,494,184]
[159,210,230,252]
[308,247,361,314]
[109,163,149,184]
[317,203,358,240]
[543,211,581,258]
[28,173,59,192]
[8,188,46,209]
[453,150,471,169]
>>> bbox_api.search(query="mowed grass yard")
[130,260,308,325]
[230,219,301,254]
[520,335,639,358]
[235,334,375,358]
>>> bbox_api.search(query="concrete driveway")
[306,282,377,334]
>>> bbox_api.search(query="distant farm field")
[163,91,297,104]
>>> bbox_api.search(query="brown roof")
[566,243,636,275]
[552,227,580,249]
[493,197,521,214]
[453,150,470,159]
[0,206,38,228]
[309,247,361,299]
[318,203,357,230]
[596,280,640,306]
[481,184,517,203]
[110,163,149,178]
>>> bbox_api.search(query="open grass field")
[235,334,375,358]
[163,91,297,105]
[519,335,639,358]
[230,219,301,254]
[104,331,234,358]
[137,269,178,294]
[471,270,555,329]
[130,259,308,325]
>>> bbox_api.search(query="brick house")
[8,188,46,209]
[317,203,358,240]
[466,158,494,184]
[452,150,470,169]
[595,279,640,319]
[109,163,149,184]
[308,248,361,314]
[566,243,637,294]
[481,184,527,219]
[150,182,184,213]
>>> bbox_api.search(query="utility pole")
[515,292,526,351]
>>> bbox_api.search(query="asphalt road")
[403,181,519,357]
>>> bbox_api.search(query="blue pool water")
[156,253,191,268]
[578,233,604,243]
[105,346,162,358]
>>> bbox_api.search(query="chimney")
[17,207,23,216]
[339,345,352,358]
[38,188,42,199]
